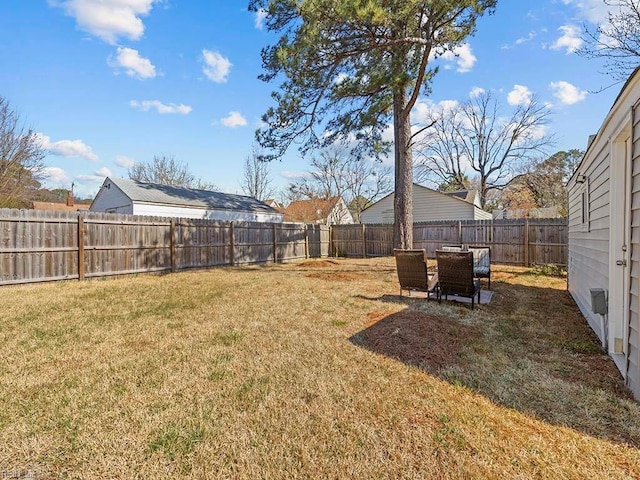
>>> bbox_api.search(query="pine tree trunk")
[393,87,413,249]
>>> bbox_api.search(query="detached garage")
[91,177,283,223]
[568,67,640,401]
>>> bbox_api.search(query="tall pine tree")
[250,0,496,247]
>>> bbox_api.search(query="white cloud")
[502,31,537,49]
[440,43,477,73]
[220,111,247,128]
[52,0,159,44]
[108,47,156,79]
[412,99,459,126]
[551,25,583,54]
[507,84,533,106]
[95,167,112,177]
[115,155,135,168]
[37,133,100,162]
[516,31,536,45]
[528,124,549,140]
[202,50,232,83]
[469,86,485,98]
[549,80,588,105]
[280,171,311,180]
[254,8,267,29]
[130,100,192,114]
[43,167,69,184]
[562,0,610,24]
[74,174,106,184]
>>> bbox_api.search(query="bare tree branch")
[128,155,217,190]
[414,91,554,208]
[0,97,45,208]
[579,0,640,81]
[240,145,277,201]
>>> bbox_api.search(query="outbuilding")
[360,184,492,223]
[567,67,640,400]
[90,177,283,222]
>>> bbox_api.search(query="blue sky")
[0,0,624,198]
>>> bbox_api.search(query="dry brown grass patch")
[1,258,639,478]
[296,259,339,268]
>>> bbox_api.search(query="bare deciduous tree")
[128,155,217,190]
[288,147,392,222]
[240,146,276,201]
[580,0,640,81]
[0,97,45,208]
[415,91,554,208]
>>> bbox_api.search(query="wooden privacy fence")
[0,210,566,286]
[332,218,567,266]
[0,209,330,286]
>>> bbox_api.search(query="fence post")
[362,224,367,258]
[273,223,278,263]
[77,214,85,281]
[490,219,494,244]
[170,218,176,272]
[330,225,334,257]
[524,218,530,267]
[304,224,309,259]
[229,221,235,266]
[458,220,462,244]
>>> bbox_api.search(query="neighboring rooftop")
[32,201,91,212]
[444,189,481,207]
[103,177,278,213]
[283,197,341,223]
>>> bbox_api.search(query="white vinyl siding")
[90,184,133,214]
[473,206,493,220]
[569,71,640,400]
[360,185,491,223]
[628,103,640,398]
[132,203,283,223]
[568,143,611,341]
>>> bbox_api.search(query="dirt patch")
[555,353,634,398]
[297,260,339,268]
[357,308,480,372]
[305,272,363,282]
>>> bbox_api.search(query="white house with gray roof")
[360,184,492,223]
[90,177,283,223]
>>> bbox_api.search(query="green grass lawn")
[1,258,639,479]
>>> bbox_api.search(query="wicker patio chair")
[394,249,439,299]
[468,245,491,290]
[435,250,481,309]
[440,244,464,251]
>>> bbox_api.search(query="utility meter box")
[590,288,608,315]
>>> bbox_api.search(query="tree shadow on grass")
[350,281,640,448]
